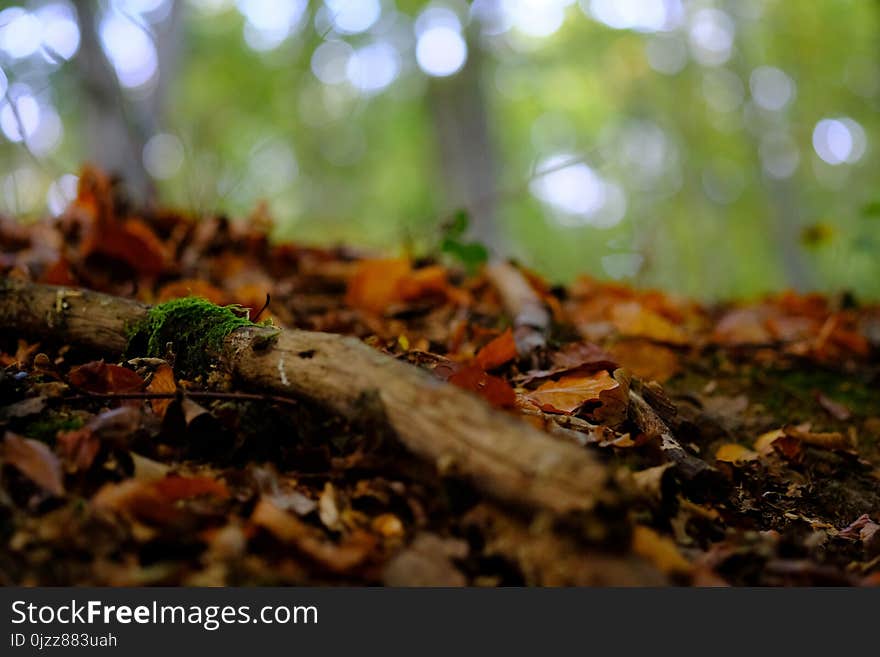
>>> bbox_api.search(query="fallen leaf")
[610,302,688,344]
[146,363,176,418]
[715,443,759,464]
[345,258,412,314]
[445,364,516,409]
[251,497,373,573]
[632,525,691,575]
[754,428,785,455]
[609,340,680,383]
[526,370,619,415]
[2,431,64,495]
[69,360,144,393]
[475,329,517,370]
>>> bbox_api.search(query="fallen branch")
[485,261,551,355]
[0,278,612,516]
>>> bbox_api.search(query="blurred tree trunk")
[75,2,183,203]
[427,34,500,250]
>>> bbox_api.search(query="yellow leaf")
[632,525,691,574]
[715,443,759,464]
[754,429,785,454]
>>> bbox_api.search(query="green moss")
[126,297,257,377]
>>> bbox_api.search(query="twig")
[65,390,300,407]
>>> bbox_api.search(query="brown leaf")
[609,340,680,383]
[517,341,617,385]
[92,475,229,526]
[2,431,64,496]
[526,370,619,415]
[69,360,144,393]
[58,406,143,471]
[475,328,517,370]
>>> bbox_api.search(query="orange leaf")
[397,265,448,302]
[146,363,176,418]
[345,258,411,314]
[526,371,619,415]
[2,432,64,496]
[475,329,517,370]
[69,360,144,393]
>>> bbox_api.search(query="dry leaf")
[526,370,619,415]
[69,360,144,394]
[475,329,517,370]
[632,525,691,575]
[147,363,176,418]
[715,443,759,464]
[2,432,64,496]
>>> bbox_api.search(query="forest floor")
[1,168,878,586]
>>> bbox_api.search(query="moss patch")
[126,297,256,377]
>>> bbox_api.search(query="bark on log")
[0,278,612,516]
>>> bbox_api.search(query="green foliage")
[438,211,489,273]
[126,297,256,377]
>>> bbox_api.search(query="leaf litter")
[0,167,879,586]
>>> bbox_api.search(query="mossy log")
[0,277,612,516]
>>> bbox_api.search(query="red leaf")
[446,364,516,409]
[69,360,144,393]
[475,329,517,370]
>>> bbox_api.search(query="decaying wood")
[0,278,612,516]
[485,261,551,355]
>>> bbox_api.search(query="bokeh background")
[0,0,878,299]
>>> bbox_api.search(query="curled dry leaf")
[1,431,65,496]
